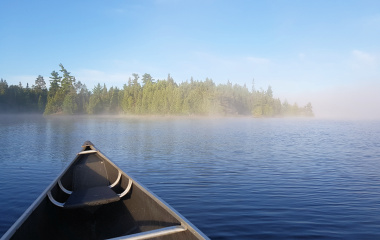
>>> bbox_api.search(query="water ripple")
[1,117,380,239]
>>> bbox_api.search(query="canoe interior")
[6,146,204,240]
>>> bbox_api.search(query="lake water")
[1,115,380,239]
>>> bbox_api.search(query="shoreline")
[0,112,315,120]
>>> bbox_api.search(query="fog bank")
[287,81,380,120]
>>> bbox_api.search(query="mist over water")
[280,81,380,120]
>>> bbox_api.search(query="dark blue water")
[1,115,380,239]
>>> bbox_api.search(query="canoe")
[1,141,209,240]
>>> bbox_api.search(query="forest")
[0,64,313,117]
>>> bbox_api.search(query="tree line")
[0,64,314,117]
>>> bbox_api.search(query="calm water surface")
[1,115,380,239]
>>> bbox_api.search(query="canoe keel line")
[1,141,209,240]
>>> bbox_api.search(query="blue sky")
[1,0,379,118]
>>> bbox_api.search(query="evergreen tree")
[142,73,153,85]
[49,71,61,97]
[76,83,90,114]
[0,78,8,95]
[44,65,77,114]
[59,64,75,94]
[109,87,120,113]
[63,91,78,114]
[0,67,314,117]
[87,83,103,114]
[33,75,46,90]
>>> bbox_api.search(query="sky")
[1,0,379,119]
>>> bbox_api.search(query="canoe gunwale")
[95,150,209,239]
[106,224,187,240]
[0,147,84,240]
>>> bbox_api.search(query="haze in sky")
[1,0,379,119]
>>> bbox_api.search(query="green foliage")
[0,78,47,113]
[142,73,153,85]
[109,90,119,113]
[0,65,314,117]
[63,92,78,114]
[43,64,90,115]
[0,78,8,95]
[49,71,61,97]
[87,84,104,114]
[38,95,45,112]
[33,75,46,91]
